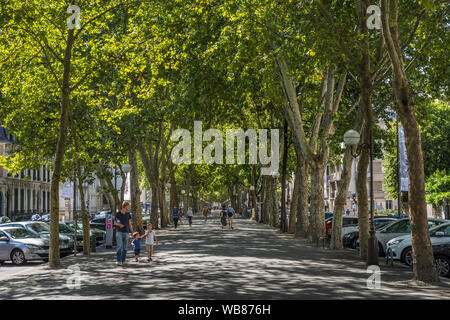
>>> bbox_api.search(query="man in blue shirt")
[173,207,180,229]
[114,201,134,265]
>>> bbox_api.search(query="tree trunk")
[49,29,75,268]
[159,183,168,228]
[309,163,326,244]
[357,128,370,261]
[129,150,143,234]
[288,169,300,234]
[380,0,438,283]
[169,165,178,223]
[296,154,309,238]
[281,119,288,232]
[150,183,159,229]
[76,163,90,255]
[251,165,258,221]
[330,111,365,249]
[330,149,353,250]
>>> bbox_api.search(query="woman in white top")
[187,207,194,227]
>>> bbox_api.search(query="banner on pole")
[399,125,409,192]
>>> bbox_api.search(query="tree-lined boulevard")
[0,0,449,299]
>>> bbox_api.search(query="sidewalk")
[1,216,449,299]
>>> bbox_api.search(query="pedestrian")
[131,232,141,262]
[220,204,227,229]
[187,207,194,226]
[202,205,209,223]
[227,204,235,230]
[173,207,180,229]
[142,223,158,262]
[114,201,133,266]
[345,209,350,216]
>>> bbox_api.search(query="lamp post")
[344,129,378,266]
[181,190,185,211]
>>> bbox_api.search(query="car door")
[378,219,410,248]
[430,224,450,245]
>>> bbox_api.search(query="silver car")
[376,218,449,256]
[0,227,49,265]
[1,221,72,256]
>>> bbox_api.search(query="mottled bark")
[288,169,300,234]
[49,29,75,268]
[129,150,143,234]
[309,163,326,243]
[357,128,370,261]
[381,0,438,283]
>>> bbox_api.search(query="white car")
[376,218,448,256]
[386,222,450,266]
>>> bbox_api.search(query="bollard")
[90,235,96,252]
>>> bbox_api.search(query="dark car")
[66,221,106,246]
[59,222,84,252]
[433,243,450,278]
[90,217,106,231]
[343,219,398,249]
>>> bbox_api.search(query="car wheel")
[401,247,413,267]
[0,260,4,265]
[434,255,450,278]
[10,249,26,265]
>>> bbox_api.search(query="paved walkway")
[1,212,449,299]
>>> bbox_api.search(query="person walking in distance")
[227,204,235,230]
[114,201,133,266]
[202,205,209,223]
[220,204,227,229]
[187,207,194,227]
[173,206,180,229]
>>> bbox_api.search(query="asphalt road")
[1,212,449,299]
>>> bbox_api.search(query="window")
[0,230,6,238]
[37,168,40,181]
[30,222,50,233]
[431,225,450,237]
[386,220,410,233]
[33,169,36,180]
[343,218,358,226]
[386,200,393,210]
[43,166,46,182]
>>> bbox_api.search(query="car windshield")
[59,224,73,233]
[5,228,38,239]
[29,223,50,233]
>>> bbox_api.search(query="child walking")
[131,232,142,262]
[143,223,158,262]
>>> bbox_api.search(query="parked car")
[387,213,409,218]
[0,227,49,265]
[325,212,334,220]
[65,221,106,245]
[433,243,450,278]
[343,219,398,249]
[40,214,50,222]
[341,217,398,240]
[375,218,448,257]
[0,216,11,224]
[90,217,106,231]
[59,222,84,252]
[0,221,72,257]
[326,217,359,238]
[386,222,450,266]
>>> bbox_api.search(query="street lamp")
[344,129,378,266]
